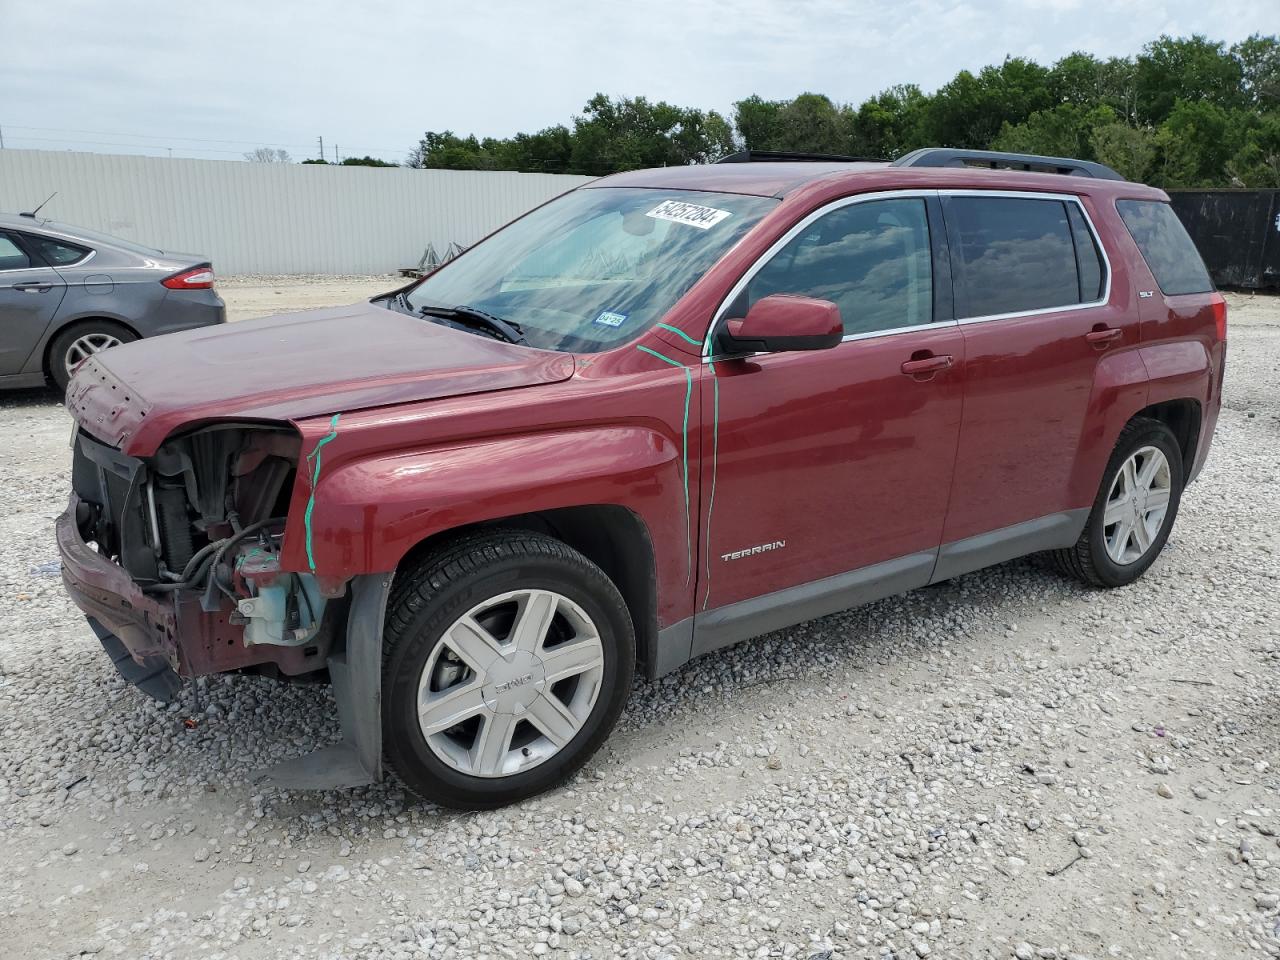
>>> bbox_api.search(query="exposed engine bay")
[70,423,340,679]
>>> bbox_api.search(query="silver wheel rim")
[65,332,122,374]
[1103,445,1172,566]
[417,589,605,778]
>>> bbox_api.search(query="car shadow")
[63,550,1089,822]
[0,385,63,410]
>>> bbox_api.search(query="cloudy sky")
[1,0,1271,164]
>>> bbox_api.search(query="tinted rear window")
[1116,200,1213,296]
[946,196,1082,318]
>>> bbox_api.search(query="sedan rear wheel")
[48,320,136,392]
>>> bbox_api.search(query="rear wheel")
[381,531,634,809]
[48,320,136,392]
[1053,417,1184,588]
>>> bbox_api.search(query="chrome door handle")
[11,282,53,293]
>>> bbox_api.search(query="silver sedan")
[0,212,225,391]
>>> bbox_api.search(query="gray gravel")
[2,286,1279,959]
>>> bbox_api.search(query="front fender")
[282,425,691,624]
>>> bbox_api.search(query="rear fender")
[1067,338,1211,506]
[1066,347,1148,508]
[280,426,692,627]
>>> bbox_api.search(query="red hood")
[66,301,577,454]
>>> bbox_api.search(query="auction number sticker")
[646,199,732,230]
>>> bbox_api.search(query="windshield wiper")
[417,304,526,344]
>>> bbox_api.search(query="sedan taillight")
[161,265,215,290]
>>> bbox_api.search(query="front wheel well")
[395,505,659,677]
[1130,398,1201,474]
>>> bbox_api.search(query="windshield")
[403,187,777,352]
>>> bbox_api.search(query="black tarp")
[1168,190,1280,290]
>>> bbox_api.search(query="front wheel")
[1053,416,1184,588]
[381,531,634,809]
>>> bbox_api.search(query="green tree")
[848,85,927,158]
[340,156,397,167]
[992,104,1118,159]
[1135,35,1243,124]
[771,93,849,154]
[1234,34,1280,108]
[1090,122,1157,182]
[733,95,787,150]
[922,57,1056,148]
[1154,100,1247,186]
[1227,112,1280,186]
[1050,53,1139,121]
[570,94,732,173]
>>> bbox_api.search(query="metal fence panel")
[1169,189,1280,291]
[0,149,593,275]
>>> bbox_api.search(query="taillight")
[161,265,215,290]
[1211,297,1227,341]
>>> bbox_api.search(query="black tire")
[1053,417,1184,588]
[48,320,137,392]
[381,530,635,809]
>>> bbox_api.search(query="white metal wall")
[0,150,593,275]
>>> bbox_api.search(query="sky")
[0,0,1272,165]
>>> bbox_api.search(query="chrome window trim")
[700,187,1113,358]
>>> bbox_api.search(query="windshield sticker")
[593,310,629,328]
[646,199,732,230]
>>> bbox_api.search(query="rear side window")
[0,233,31,271]
[744,197,934,336]
[946,196,1083,318]
[1116,200,1213,296]
[1067,204,1105,302]
[29,235,91,266]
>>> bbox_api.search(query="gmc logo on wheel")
[494,674,533,693]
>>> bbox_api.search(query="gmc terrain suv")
[58,148,1224,808]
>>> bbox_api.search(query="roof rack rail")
[716,150,882,164]
[892,147,1125,181]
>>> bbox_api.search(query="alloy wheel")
[1102,445,1172,566]
[64,332,122,375]
[416,589,605,778]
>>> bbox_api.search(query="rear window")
[29,235,91,266]
[1116,200,1213,296]
[946,196,1091,318]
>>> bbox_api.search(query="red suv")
[58,148,1225,808]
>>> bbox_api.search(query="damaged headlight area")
[70,423,335,676]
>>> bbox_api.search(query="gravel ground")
[216,275,403,322]
[2,283,1279,960]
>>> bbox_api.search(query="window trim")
[701,187,1113,360]
[939,189,1112,326]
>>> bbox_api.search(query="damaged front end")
[60,420,386,789]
